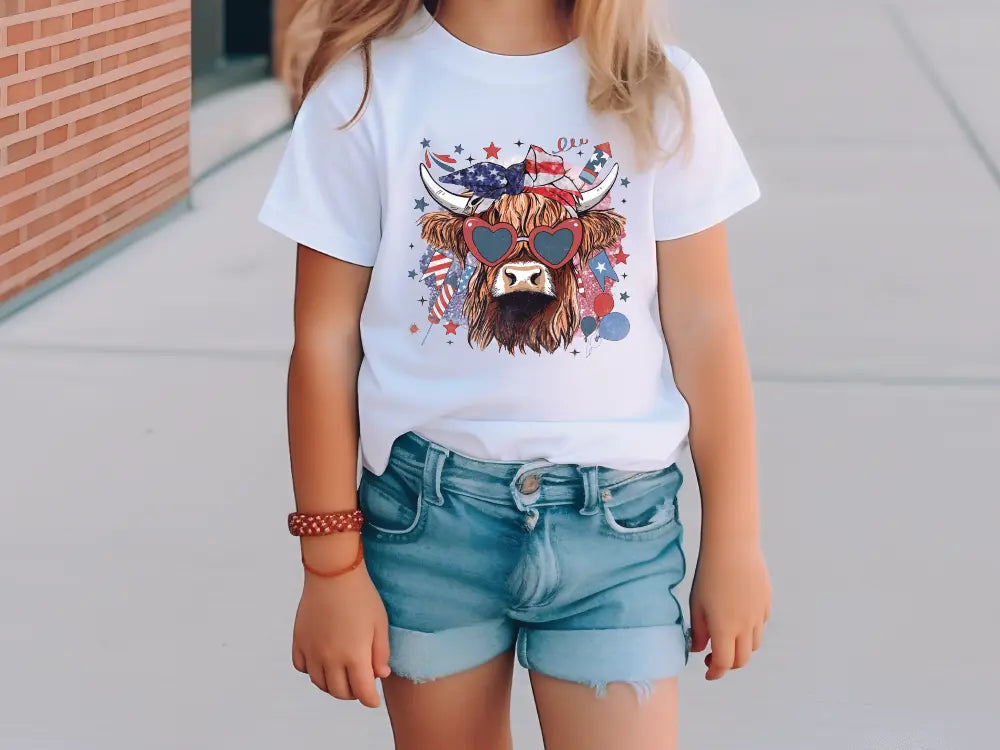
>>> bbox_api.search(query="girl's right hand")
[292,559,391,708]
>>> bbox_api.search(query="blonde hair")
[279,0,689,161]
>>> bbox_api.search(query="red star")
[443,320,460,335]
[483,141,501,159]
[613,249,629,265]
[409,324,419,334]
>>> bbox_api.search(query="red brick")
[27,210,63,240]
[25,159,52,181]
[7,136,38,163]
[0,114,18,138]
[43,124,69,148]
[71,9,94,28]
[26,0,53,10]
[25,102,52,127]
[40,16,67,36]
[0,1,24,17]
[44,176,73,201]
[0,170,28,200]
[7,80,36,104]
[85,30,110,50]
[0,55,17,77]
[0,229,19,255]
[71,61,96,83]
[40,70,68,93]
[56,39,81,60]
[6,22,35,45]
[0,193,36,223]
[24,47,52,70]
[55,91,83,114]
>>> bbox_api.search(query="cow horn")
[419,164,474,215]
[575,164,620,212]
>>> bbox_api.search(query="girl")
[260,1,771,748]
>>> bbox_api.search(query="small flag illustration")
[588,249,619,291]
[579,142,612,185]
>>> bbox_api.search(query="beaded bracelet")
[288,509,364,536]
[289,510,366,578]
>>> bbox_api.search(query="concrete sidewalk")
[2,1,998,748]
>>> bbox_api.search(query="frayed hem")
[588,679,657,704]
[388,668,441,685]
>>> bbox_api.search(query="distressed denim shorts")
[358,431,690,699]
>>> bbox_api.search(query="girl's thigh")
[381,648,516,750]
[529,672,678,750]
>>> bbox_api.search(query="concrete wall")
[0,0,192,305]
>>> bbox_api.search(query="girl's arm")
[656,223,771,681]
[287,245,390,707]
[288,244,369,570]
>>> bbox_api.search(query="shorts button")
[519,474,540,494]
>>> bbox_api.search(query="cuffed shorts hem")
[387,620,517,682]
[516,624,688,690]
[387,620,689,692]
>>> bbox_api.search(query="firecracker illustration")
[579,142,612,185]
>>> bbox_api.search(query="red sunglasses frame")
[461,217,583,269]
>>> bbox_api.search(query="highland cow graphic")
[418,144,626,355]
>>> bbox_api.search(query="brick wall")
[0,0,191,306]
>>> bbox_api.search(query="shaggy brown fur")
[419,193,626,354]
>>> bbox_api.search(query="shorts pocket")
[358,466,427,542]
[598,466,682,541]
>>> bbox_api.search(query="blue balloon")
[580,316,598,337]
[598,312,630,341]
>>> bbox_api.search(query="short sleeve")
[257,71,381,266]
[652,51,761,241]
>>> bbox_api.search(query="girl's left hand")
[689,539,771,680]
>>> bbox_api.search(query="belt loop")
[578,465,601,515]
[421,443,449,506]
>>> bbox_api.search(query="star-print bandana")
[441,145,582,209]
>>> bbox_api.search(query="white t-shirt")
[258,7,760,476]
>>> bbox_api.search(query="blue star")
[408,269,417,278]
[420,138,431,148]
[454,144,464,154]
[619,291,630,302]
[620,177,630,188]
[414,197,428,211]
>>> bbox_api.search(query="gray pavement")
[2,1,999,748]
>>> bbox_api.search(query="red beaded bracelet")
[288,509,364,536]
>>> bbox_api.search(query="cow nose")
[502,263,546,293]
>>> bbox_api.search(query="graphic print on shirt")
[412,140,631,355]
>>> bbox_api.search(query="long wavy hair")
[278,0,690,161]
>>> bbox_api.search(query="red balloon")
[594,292,614,318]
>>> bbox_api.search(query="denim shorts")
[358,431,690,700]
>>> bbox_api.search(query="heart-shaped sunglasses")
[462,217,583,269]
